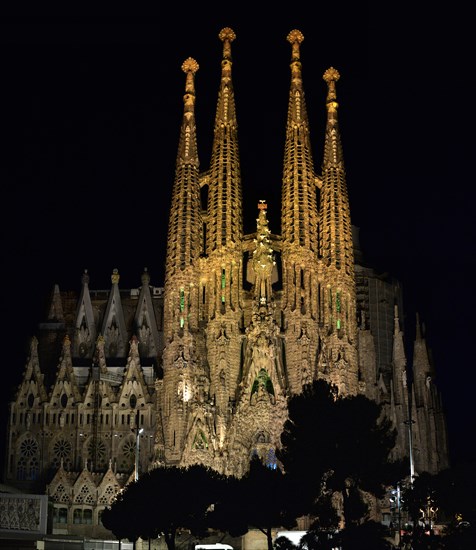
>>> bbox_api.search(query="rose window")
[53,438,72,459]
[20,438,39,458]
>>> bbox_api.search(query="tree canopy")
[102,464,226,550]
[277,379,407,530]
[103,379,409,549]
[209,455,298,550]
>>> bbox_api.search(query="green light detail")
[180,316,184,328]
[180,288,185,312]
[221,270,226,289]
[193,430,208,450]
[337,319,341,329]
[336,291,341,313]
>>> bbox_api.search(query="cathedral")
[3,28,449,540]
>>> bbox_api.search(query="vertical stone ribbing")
[317,67,359,395]
[205,27,243,253]
[280,30,320,394]
[164,58,202,287]
[161,58,204,464]
[202,28,244,443]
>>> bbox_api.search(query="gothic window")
[73,509,82,524]
[52,438,73,470]
[75,484,95,505]
[86,439,108,471]
[74,508,93,524]
[60,393,68,408]
[83,509,93,524]
[30,457,39,479]
[98,484,117,505]
[53,507,68,524]
[129,394,137,409]
[27,393,34,408]
[118,438,136,472]
[18,438,39,480]
[52,483,71,504]
[17,458,26,480]
[20,438,39,458]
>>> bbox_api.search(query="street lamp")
[404,418,415,483]
[390,484,402,547]
[135,427,144,481]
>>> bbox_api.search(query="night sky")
[1,12,474,473]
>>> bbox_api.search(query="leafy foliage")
[210,455,298,550]
[103,464,225,550]
[335,520,394,549]
[401,462,476,548]
[277,379,407,529]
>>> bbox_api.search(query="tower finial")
[287,29,304,61]
[287,30,304,85]
[219,27,236,60]
[181,57,199,99]
[288,29,304,61]
[323,67,340,107]
[111,268,120,285]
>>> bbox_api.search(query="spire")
[47,284,64,322]
[73,269,97,358]
[319,67,354,275]
[134,268,161,359]
[392,304,408,404]
[281,29,319,251]
[412,312,434,404]
[15,336,48,403]
[205,27,243,252]
[101,269,128,358]
[50,335,82,406]
[249,201,277,308]
[164,57,202,283]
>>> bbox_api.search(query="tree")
[103,464,225,550]
[277,379,407,531]
[335,520,394,549]
[210,456,298,550]
[401,462,476,549]
[102,490,141,546]
[328,393,407,525]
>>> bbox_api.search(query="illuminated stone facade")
[3,28,449,538]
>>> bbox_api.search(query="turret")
[163,57,202,337]
[317,67,359,394]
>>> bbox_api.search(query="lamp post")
[405,375,416,484]
[404,418,415,483]
[390,484,402,547]
[134,427,144,481]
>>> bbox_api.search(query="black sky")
[1,12,474,470]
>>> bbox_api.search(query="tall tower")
[156,28,363,475]
[159,56,204,465]
[316,66,359,394]
[280,30,322,395]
